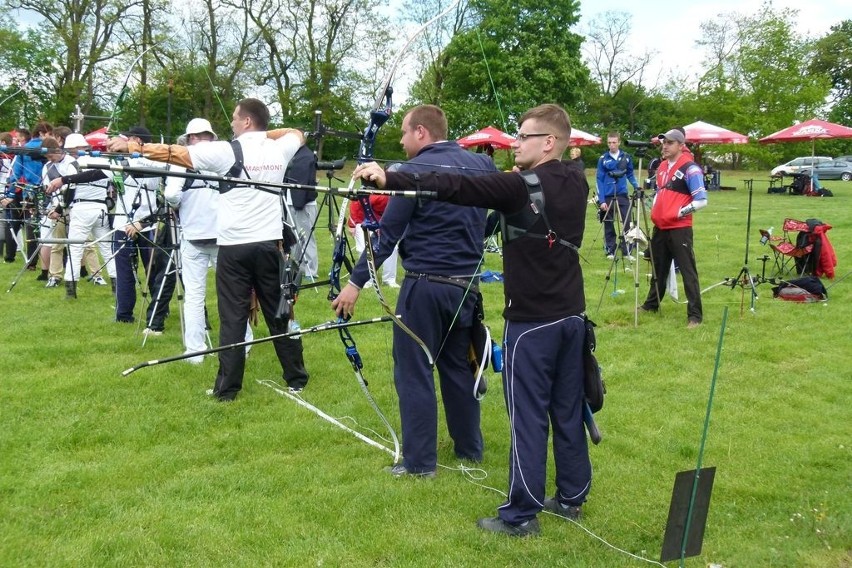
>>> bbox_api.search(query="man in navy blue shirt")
[595,132,639,259]
[332,105,497,477]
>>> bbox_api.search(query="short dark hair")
[33,121,53,137]
[42,138,61,152]
[16,128,31,142]
[52,126,72,143]
[607,131,620,141]
[0,132,12,145]
[236,98,270,131]
[518,104,571,151]
[405,105,448,140]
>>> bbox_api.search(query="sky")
[578,0,852,85]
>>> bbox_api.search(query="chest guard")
[664,162,696,196]
[500,170,578,252]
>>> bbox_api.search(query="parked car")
[771,156,832,177]
[801,160,852,181]
[835,155,852,163]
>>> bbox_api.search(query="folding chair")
[764,218,815,278]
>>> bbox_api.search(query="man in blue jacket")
[332,105,497,477]
[2,123,53,266]
[595,131,639,259]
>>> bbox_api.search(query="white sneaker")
[606,254,615,260]
[185,354,204,365]
[143,328,163,337]
[92,275,108,286]
[205,388,215,396]
[625,254,636,262]
[384,281,400,289]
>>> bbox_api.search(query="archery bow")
[105,46,155,137]
[330,0,463,365]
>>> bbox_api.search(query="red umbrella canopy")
[682,121,748,144]
[84,127,108,151]
[759,118,852,143]
[457,126,516,149]
[569,127,601,147]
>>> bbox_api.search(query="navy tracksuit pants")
[393,276,483,473]
[498,316,592,525]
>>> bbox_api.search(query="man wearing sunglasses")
[639,128,707,328]
[352,104,592,537]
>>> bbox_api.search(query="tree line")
[0,0,849,167]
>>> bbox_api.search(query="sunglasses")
[516,133,555,141]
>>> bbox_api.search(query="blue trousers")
[393,276,483,473]
[603,194,631,255]
[498,316,591,525]
[113,228,176,329]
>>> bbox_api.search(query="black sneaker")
[386,463,436,479]
[476,516,540,537]
[543,498,582,520]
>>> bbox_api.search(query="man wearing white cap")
[164,118,253,363]
[639,127,707,328]
[46,133,117,298]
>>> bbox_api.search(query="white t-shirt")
[163,166,219,241]
[113,157,164,226]
[188,131,300,245]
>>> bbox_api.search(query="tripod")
[141,209,184,347]
[701,179,759,313]
[594,149,657,326]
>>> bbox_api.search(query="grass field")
[1,170,849,567]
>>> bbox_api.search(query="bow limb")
[337,321,402,464]
[336,1,461,363]
[105,46,155,135]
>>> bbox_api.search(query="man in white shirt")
[109,99,309,401]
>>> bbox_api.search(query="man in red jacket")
[639,128,707,328]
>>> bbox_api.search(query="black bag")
[772,276,827,302]
[583,316,606,413]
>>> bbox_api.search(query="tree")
[811,20,852,126]
[410,0,588,137]
[689,2,831,167]
[2,0,149,124]
[0,22,57,129]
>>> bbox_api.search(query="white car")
[771,156,832,177]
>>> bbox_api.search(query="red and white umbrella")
[457,126,516,150]
[760,118,852,174]
[569,127,601,147]
[759,118,852,143]
[682,121,748,144]
[84,127,108,151]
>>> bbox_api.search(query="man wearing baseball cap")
[638,127,707,328]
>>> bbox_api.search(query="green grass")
[1,171,850,567]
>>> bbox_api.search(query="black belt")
[405,271,479,294]
[189,238,217,246]
[71,199,106,204]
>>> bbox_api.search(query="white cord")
[446,462,666,567]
